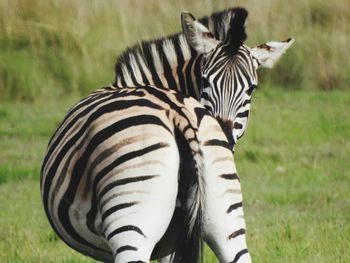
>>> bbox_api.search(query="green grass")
[236,88,350,263]
[0,88,349,262]
[0,97,78,184]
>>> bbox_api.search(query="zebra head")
[182,8,294,149]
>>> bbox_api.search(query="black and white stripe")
[41,6,294,263]
[113,8,257,150]
[40,85,251,263]
[113,7,294,151]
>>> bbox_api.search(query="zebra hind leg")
[98,138,180,263]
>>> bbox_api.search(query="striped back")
[40,84,251,262]
[40,85,207,262]
[113,8,241,98]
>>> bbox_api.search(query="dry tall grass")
[0,0,349,101]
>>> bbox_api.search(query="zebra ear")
[250,38,295,68]
[181,11,220,54]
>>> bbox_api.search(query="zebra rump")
[40,85,209,262]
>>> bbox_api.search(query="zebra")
[41,84,251,263]
[114,7,294,149]
[41,7,294,263]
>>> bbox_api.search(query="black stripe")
[193,54,202,96]
[142,43,163,87]
[56,115,168,203]
[43,94,157,175]
[236,110,249,118]
[119,73,127,87]
[227,202,243,214]
[172,37,186,91]
[54,115,169,250]
[204,139,231,150]
[233,122,243,129]
[236,66,245,90]
[220,173,239,181]
[107,225,145,241]
[143,83,183,113]
[228,228,246,240]
[200,92,216,111]
[215,117,235,149]
[116,245,138,255]
[102,202,138,221]
[99,175,157,201]
[87,145,166,230]
[42,89,177,257]
[115,65,127,87]
[242,98,251,107]
[185,49,200,98]
[182,123,195,136]
[159,43,177,89]
[124,60,138,85]
[127,261,146,263]
[135,54,150,85]
[231,249,249,263]
[211,65,225,93]
[194,107,209,126]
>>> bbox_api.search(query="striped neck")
[113,8,242,99]
[113,33,203,99]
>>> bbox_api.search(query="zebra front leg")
[97,142,179,263]
[203,149,251,263]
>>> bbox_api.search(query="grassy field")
[1,88,349,262]
[1,0,350,262]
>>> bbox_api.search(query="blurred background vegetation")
[0,0,349,262]
[0,0,349,102]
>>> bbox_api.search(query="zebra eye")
[246,84,256,96]
[201,77,211,89]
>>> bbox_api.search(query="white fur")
[121,64,134,86]
[128,53,143,84]
[249,38,295,68]
[150,43,166,86]
[151,43,164,74]
[162,39,177,69]
[179,34,191,61]
[136,51,152,81]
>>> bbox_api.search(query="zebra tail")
[172,125,205,263]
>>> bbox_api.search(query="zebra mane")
[198,7,246,41]
[114,8,246,86]
[222,8,248,55]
